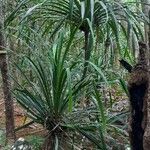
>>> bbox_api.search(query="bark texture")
[141,1,150,149]
[0,19,15,140]
[128,42,149,150]
[143,65,150,148]
[141,0,150,46]
[0,53,16,140]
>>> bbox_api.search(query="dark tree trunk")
[128,42,149,150]
[140,1,150,149]
[0,16,15,141]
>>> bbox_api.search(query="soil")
[0,88,47,139]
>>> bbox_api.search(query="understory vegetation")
[0,0,149,149]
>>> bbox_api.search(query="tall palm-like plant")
[5,0,145,78]
[13,30,92,149]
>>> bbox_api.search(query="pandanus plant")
[13,30,92,149]
[5,0,145,78]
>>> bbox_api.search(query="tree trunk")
[128,42,149,150]
[140,1,150,149]
[141,0,150,46]
[0,1,16,141]
[42,133,70,150]
[42,134,55,150]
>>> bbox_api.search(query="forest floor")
[0,88,46,139]
[0,84,129,148]
[0,85,129,135]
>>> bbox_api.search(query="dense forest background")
[0,0,150,149]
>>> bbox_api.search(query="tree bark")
[140,1,150,149]
[0,52,16,140]
[0,1,16,141]
[141,0,150,47]
[128,42,149,150]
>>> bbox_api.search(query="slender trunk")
[0,1,15,141]
[141,0,150,46]
[42,134,54,150]
[0,52,16,140]
[42,133,69,150]
[82,31,89,79]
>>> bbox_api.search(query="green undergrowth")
[0,131,44,150]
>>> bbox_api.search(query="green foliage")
[77,83,129,149]
[13,32,97,148]
[0,130,11,150]
[5,0,147,77]
[27,135,44,150]
[11,30,129,148]
[0,130,5,146]
[3,0,150,149]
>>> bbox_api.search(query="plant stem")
[82,30,89,79]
